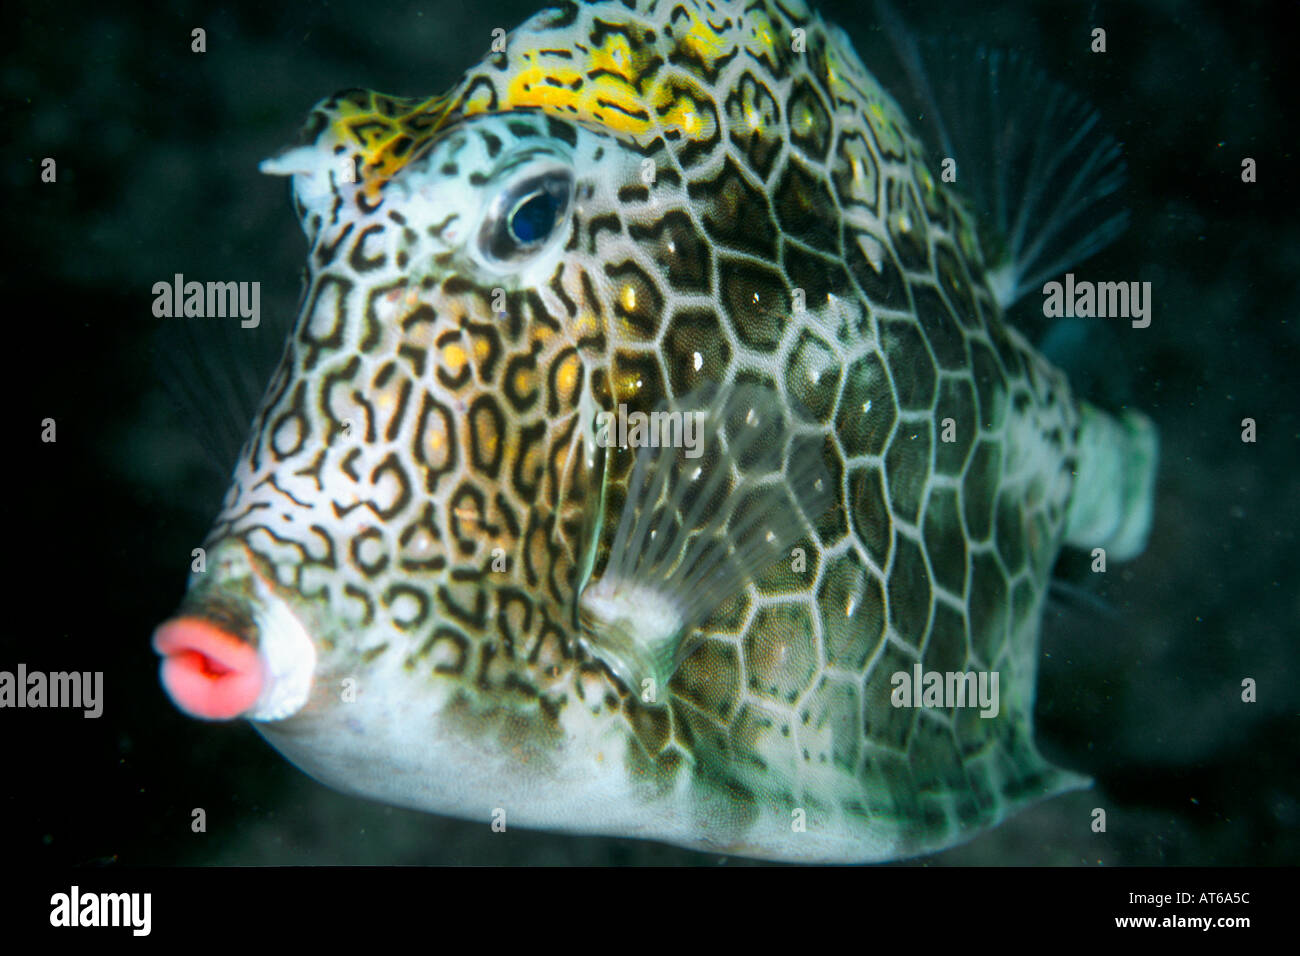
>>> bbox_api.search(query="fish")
[152,0,1158,862]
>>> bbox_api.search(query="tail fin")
[1064,403,1158,562]
[874,1,1129,310]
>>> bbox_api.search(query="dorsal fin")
[874,0,1129,310]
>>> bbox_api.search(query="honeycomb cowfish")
[153,0,1158,862]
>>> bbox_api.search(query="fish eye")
[509,190,560,244]
[477,161,573,268]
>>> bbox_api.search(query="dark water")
[5,0,1296,865]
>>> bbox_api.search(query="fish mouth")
[153,541,317,723]
[152,616,266,721]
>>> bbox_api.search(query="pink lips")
[152,617,265,720]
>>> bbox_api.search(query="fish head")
[151,0,807,729]
[151,0,839,831]
[147,0,741,741]
[153,107,649,709]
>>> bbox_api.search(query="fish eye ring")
[476,160,574,269]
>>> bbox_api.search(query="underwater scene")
[6,0,1297,870]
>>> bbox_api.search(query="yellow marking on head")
[513,367,536,396]
[572,312,601,341]
[315,8,736,193]
[325,91,457,198]
[555,353,580,398]
[529,322,556,352]
[652,84,716,141]
[505,64,652,137]
[589,34,637,83]
[487,12,726,144]
[497,19,680,139]
[680,7,728,62]
[442,343,468,372]
[620,283,638,313]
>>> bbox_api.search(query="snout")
[153,617,266,720]
[154,541,319,723]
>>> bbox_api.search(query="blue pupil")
[509,191,559,245]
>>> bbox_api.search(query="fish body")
[153,0,1157,861]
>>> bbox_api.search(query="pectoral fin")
[578,384,832,697]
